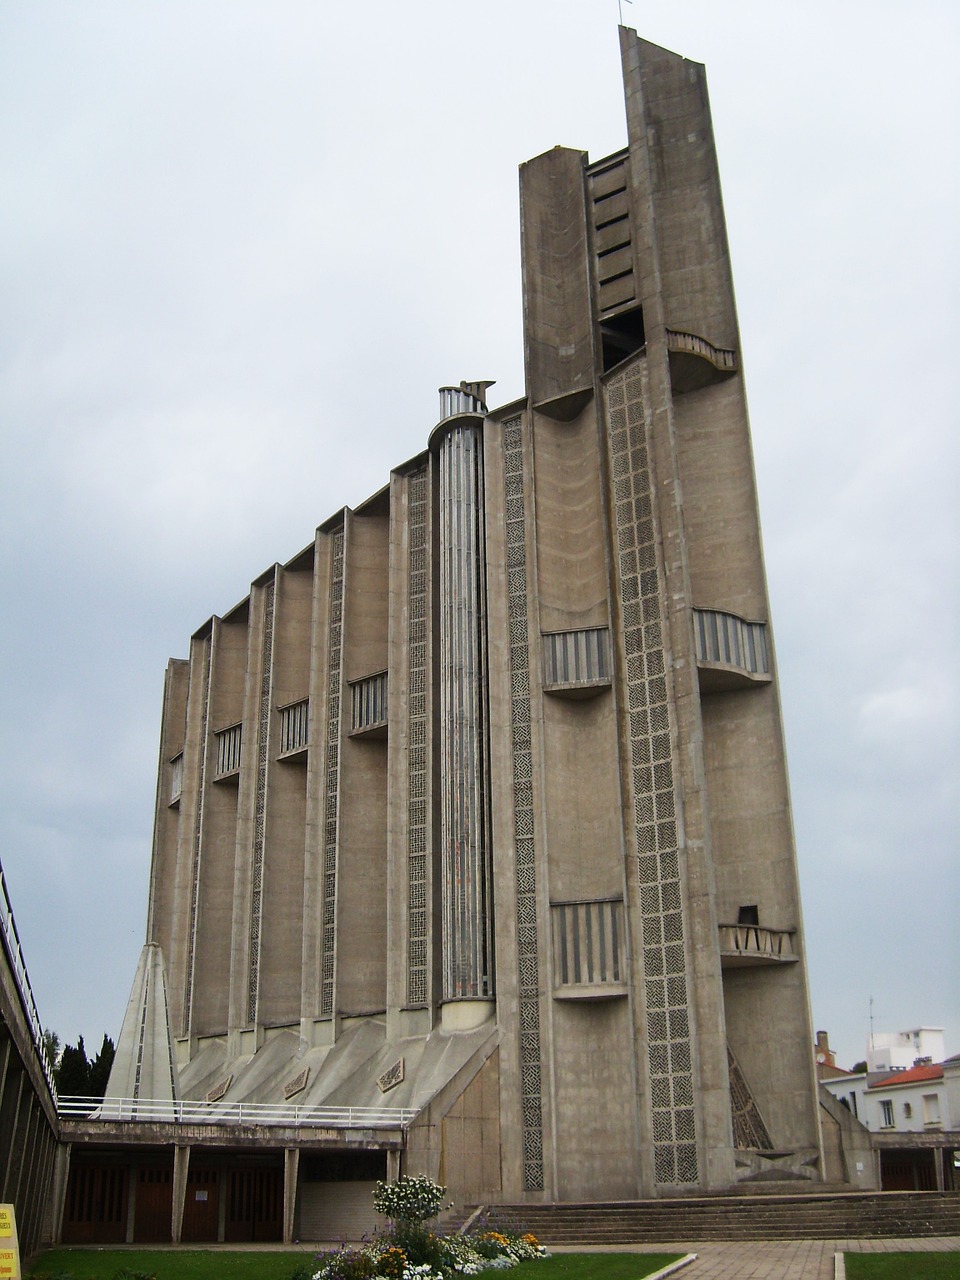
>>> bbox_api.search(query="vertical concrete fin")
[105,943,180,1101]
[519,146,594,413]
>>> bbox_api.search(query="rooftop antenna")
[617,0,633,26]
[869,994,875,1050]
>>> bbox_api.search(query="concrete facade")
[97,28,822,1232]
[0,860,59,1258]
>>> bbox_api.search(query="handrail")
[0,857,58,1099]
[58,1095,418,1129]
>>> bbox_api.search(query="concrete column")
[125,1157,138,1244]
[283,1148,300,1243]
[386,1150,401,1181]
[35,1127,60,1249]
[11,1097,37,1205]
[172,1144,191,1244]
[0,1029,10,1100]
[49,1142,71,1244]
[0,1067,25,1200]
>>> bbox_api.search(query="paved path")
[550,1237,960,1278]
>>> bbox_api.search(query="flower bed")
[310,1178,547,1280]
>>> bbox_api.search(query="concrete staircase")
[452,1191,960,1242]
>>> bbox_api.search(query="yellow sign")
[0,1204,20,1279]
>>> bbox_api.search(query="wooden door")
[133,1164,173,1242]
[63,1163,128,1244]
[225,1165,282,1242]
[182,1166,220,1242]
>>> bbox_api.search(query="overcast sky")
[1,1,957,1075]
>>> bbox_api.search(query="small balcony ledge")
[666,328,738,393]
[719,923,798,968]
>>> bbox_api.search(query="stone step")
[449,1191,960,1242]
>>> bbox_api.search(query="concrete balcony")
[694,607,771,693]
[719,923,798,968]
[666,328,738,393]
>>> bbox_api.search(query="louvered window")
[693,609,768,675]
[543,627,611,695]
[215,724,242,777]
[169,753,183,804]
[551,898,627,998]
[350,672,388,736]
[279,699,309,757]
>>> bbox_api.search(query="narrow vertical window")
[349,672,388,736]
[214,724,242,778]
[278,698,309,756]
[169,752,183,804]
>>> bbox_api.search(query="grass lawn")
[25,1250,319,1280]
[25,1251,684,1280]
[844,1254,960,1280]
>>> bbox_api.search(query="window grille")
[880,1099,894,1127]
[170,753,183,804]
[693,609,769,675]
[215,724,242,777]
[350,672,388,734]
[551,898,626,993]
[543,627,611,690]
[278,698,309,756]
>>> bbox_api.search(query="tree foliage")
[89,1033,116,1096]
[53,1032,115,1097]
[42,1028,61,1071]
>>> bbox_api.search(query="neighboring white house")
[822,1070,870,1125]
[822,1054,960,1190]
[865,1063,955,1134]
[867,1027,945,1074]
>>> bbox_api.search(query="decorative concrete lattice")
[728,1045,773,1150]
[247,575,275,1025]
[284,1067,310,1099]
[406,468,430,1006]
[320,530,345,1019]
[377,1058,405,1093]
[503,417,544,1191]
[183,636,212,1038]
[605,365,699,1187]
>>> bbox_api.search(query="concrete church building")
[68,28,822,1243]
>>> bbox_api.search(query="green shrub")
[372,1175,448,1224]
[286,1264,316,1280]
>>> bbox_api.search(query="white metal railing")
[57,1095,418,1128]
[0,857,58,1098]
[718,923,796,961]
